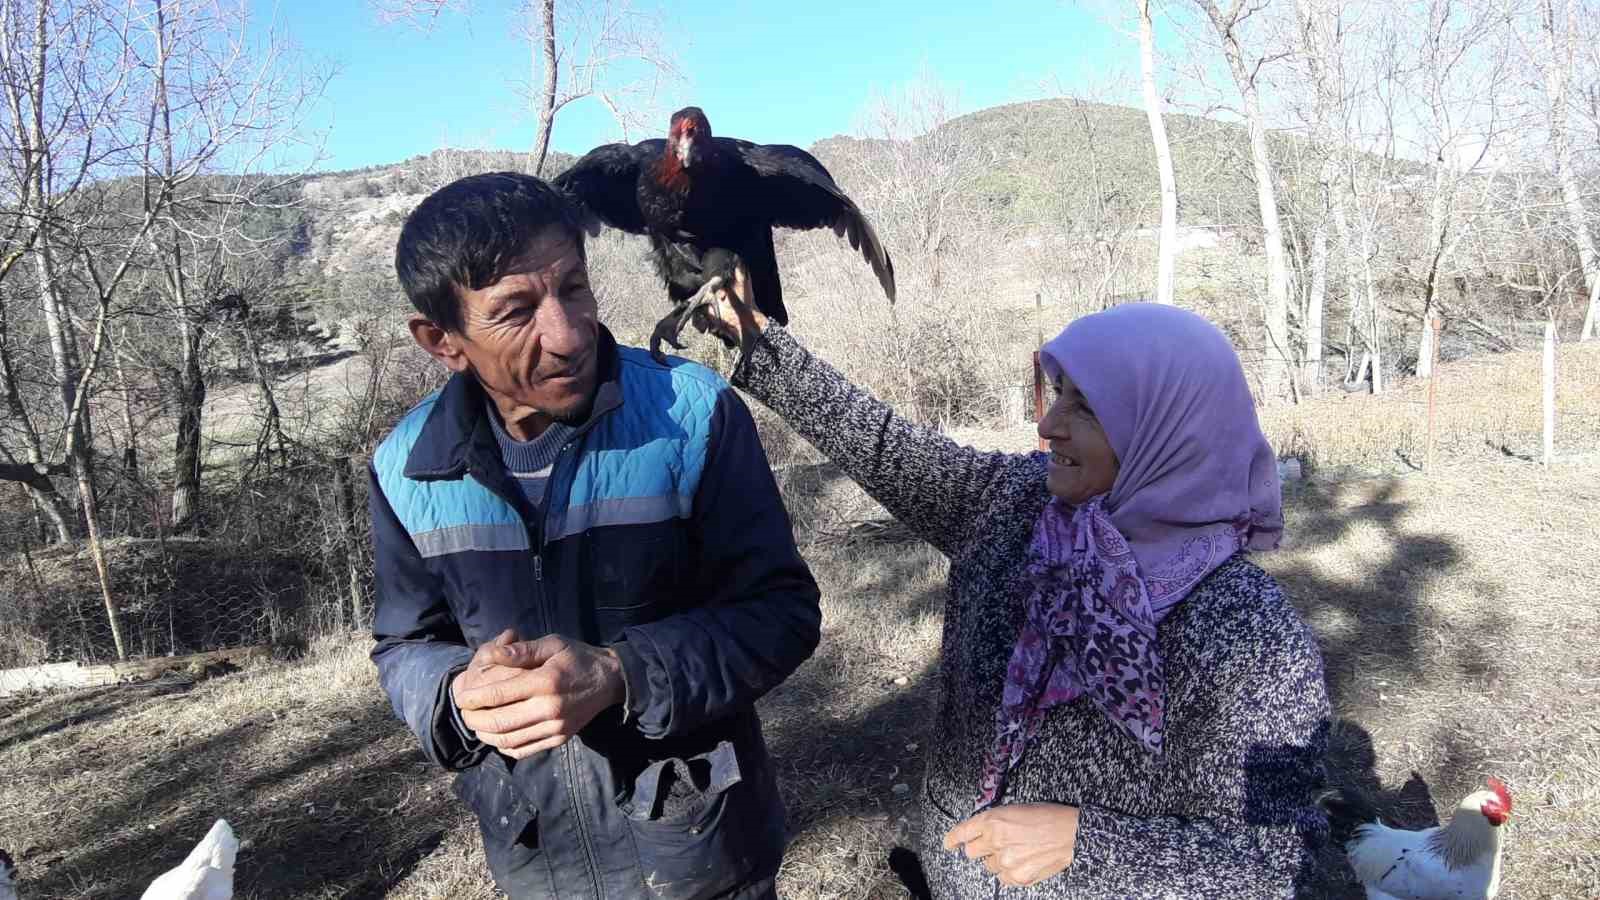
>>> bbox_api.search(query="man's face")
[413,226,600,433]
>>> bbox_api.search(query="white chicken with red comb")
[1341,776,1512,899]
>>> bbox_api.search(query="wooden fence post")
[1543,319,1556,467]
[1034,292,1047,452]
[1033,351,1047,452]
[331,457,364,629]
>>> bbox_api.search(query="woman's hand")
[943,803,1080,888]
[690,259,767,357]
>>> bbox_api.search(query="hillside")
[814,99,1264,226]
[286,99,1268,279]
[271,96,1545,380]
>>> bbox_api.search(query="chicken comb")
[1486,776,1513,811]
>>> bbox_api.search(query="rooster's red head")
[1480,776,1513,827]
[668,107,712,169]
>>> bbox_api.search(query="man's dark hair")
[395,171,588,334]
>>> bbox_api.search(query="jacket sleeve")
[610,386,822,739]
[1063,598,1330,897]
[367,464,490,771]
[731,324,1032,558]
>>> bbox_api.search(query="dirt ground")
[1,450,1596,898]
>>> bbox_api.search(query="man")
[368,172,821,900]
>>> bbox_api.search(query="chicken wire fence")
[1,457,375,668]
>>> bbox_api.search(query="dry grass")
[2,335,1598,897]
[3,453,1595,898]
[1266,464,1600,898]
[1258,342,1600,475]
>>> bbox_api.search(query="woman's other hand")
[942,803,1080,887]
[691,259,767,357]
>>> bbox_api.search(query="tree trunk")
[1243,99,1291,399]
[1584,269,1599,340]
[76,452,125,660]
[33,240,91,457]
[170,313,206,532]
[1365,240,1384,395]
[1305,204,1327,391]
[236,304,289,467]
[0,310,74,542]
[331,457,364,628]
[530,0,558,177]
[1330,180,1370,380]
[1138,0,1179,305]
[112,327,139,478]
[1417,160,1454,379]
[1417,315,1436,379]
[1205,2,1292,400]
[32,222,124,659]
[1541,0,1598,341]
[1295,0,1336,394]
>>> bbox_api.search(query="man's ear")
[409,314,471,374]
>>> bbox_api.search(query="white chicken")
[0,819,235,900]
[1342,777,1512,900]
[140,818,237,900]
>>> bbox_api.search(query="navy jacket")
[368,328,821,899]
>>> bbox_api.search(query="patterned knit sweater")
[733,326,1332,899]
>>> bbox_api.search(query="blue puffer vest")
[367,328,820,899]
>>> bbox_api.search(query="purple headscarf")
[976,303,1283,810]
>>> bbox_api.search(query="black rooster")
[554,106,896,360]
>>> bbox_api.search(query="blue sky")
[264,0,1162,172]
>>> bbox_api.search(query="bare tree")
[371,0,465,28]
[1192,0,1294,400]
[1533,0,1599,339]
[373,0,681,177]
[1400,0,1510,377]
[135,0,327,532]
[1137,0,1180,304]
[521,0,682,175]
[0,0,323,656]
[0,0,169,659]
[1289,0,1344,391]
[850,72,993,299]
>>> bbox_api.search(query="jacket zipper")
[564,739,604,896]
[541,442,604,897]
[469,426,607,894]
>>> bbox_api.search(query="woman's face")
[1038,370,1119,504]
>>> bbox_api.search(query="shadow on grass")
[1273,477,1508,897]
[5,468,1514,899]
[2,667,457,900]
[760,476,949,897]
[0,680,194,746]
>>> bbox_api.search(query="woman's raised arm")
[731,324,1035,558]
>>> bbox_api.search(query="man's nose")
[539,300,591,359]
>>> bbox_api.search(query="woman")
[696,278,1330,898]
